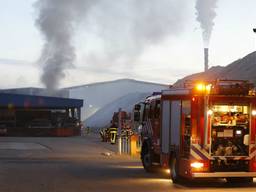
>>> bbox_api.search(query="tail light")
[190,161,209,172]
[191,162,204,169]
[250,160,256,171]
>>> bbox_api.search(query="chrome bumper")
[192,172,256,178]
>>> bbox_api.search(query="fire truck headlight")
[252,110,256,116]
[190,162,204,169]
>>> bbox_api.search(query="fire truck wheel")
[141,144,154,172]
[226,177,253,184]
[170,157,182,184]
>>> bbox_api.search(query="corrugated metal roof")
[64,78,168,90]
[0,93,83,108]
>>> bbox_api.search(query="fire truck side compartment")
[170,100,181,148]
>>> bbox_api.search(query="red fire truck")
[134,80,256,183]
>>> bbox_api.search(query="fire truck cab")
[135,80,256,183]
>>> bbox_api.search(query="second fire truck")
[134,80,256,183]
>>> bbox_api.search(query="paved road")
[0,135,256,192]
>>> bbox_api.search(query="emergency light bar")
[186,80,253,96]
[210,80,253,95]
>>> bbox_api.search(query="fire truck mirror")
[134,111,141,122]
[243,134,249,146]
[134,104,141,111]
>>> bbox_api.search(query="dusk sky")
[0,0,256,89]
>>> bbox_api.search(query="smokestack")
[204,48,208,71]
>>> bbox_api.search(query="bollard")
[118,137,122,155]
[127,137,131,154]
[125,136,128,154]
[130,134,139,156]
[122,137,125,153]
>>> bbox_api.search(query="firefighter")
[100,128,108,142]
[109,123,118,144]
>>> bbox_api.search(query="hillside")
[174,51,256,87]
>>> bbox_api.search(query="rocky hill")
[174,51,256,87]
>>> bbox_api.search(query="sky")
[0,0,256,89]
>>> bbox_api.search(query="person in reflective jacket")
[109,124,118,144]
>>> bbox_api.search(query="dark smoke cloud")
[35,0,187,91]
[195,0,218,47]
[34,0,97,92]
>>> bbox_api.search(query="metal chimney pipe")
[204,48,209,71]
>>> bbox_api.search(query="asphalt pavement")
[0,134,256,192]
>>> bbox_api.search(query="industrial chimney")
[204,48,209,71]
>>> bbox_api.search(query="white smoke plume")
[35,0,187,92]
[90,0,187,67]
[195,0,218,47]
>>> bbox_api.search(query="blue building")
[0,93,83,136]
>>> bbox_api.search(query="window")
[155,100,161,119]
[143,103,150,121]
[148,102,155,119]
[182,100,191,135]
